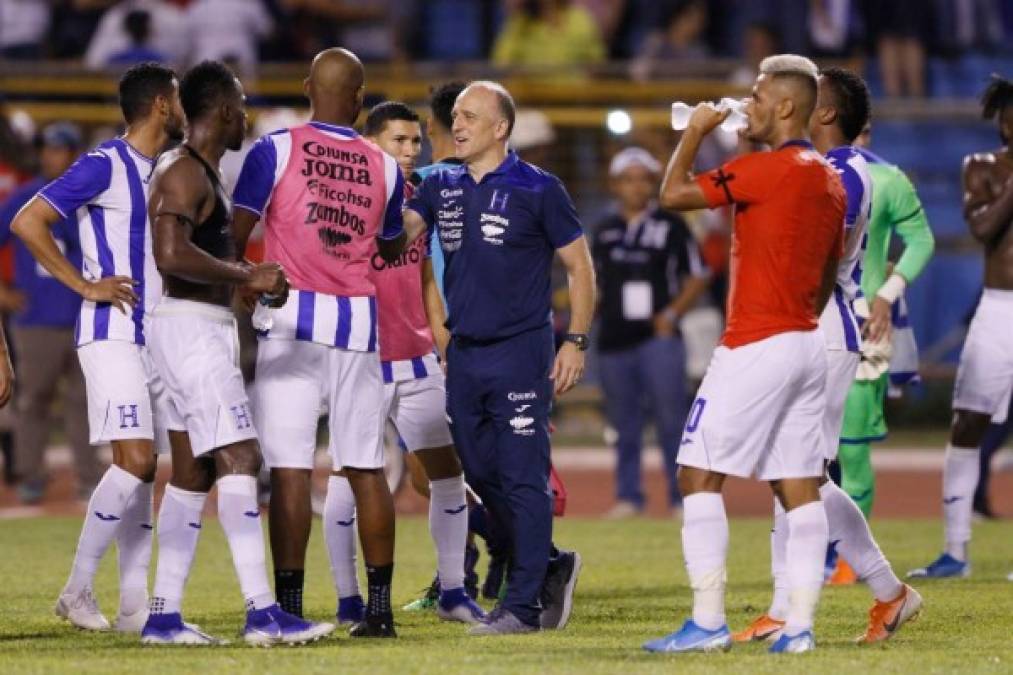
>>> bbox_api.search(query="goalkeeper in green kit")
[828,124,936,585]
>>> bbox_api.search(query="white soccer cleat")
[141,613,228,646]
[55,587,111,631]
[115,606,150,633]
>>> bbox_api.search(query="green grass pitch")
[1,516,1011,674]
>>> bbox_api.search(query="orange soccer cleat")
[856,584,923,645]
[732,614,785,643]
[827,558,858,585]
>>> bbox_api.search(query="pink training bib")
[263,124,390,298]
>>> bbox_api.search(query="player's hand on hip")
[863,296,893,343]
[83,276,138,315]
[550,342,585,396]
[688,103,731,135]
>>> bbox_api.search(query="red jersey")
[696,140,845,348]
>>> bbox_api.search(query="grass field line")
[27,445,1013,473]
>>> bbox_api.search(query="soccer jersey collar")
[309,121,358,138]
[779,139,815,151]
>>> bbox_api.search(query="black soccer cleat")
[348,613,397,638]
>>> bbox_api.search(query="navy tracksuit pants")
[446,325,555,627]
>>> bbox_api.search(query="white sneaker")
[116,606,150,633]
[141,619,227,646]
[55,587,111,631]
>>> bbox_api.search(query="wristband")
[662,307,680,324]
[875,272,907,304]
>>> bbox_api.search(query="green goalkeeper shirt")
[856,148,935,297]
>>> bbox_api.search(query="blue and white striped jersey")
[820,145,872,353]
[38,138,161,347]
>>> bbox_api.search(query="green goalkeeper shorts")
[840,373,888,444]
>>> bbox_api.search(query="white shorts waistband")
[152,297,236,325]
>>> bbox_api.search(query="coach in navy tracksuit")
[405,81,595,635]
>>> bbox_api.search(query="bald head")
[305,48,365,125]
[452,80,516,166]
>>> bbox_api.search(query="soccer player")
[735,67,922,646]
[404,81,592,636]
[139,60,333,646]
[320,100,485,626]
[12,62,186,632]
[910,75,1012,579]
[642,55,845,655]
[829,123,935,586]
[232,48,422,638]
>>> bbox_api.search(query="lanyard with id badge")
[618,214,655,321]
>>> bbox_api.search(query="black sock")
[366,563,393,618]
[275,569,304,618]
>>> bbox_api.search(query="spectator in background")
[186,0,274,77]
[85,0,187,69]
[0,122,103,503]
[492,0,605,73]
[630,0,710,81]
[51,0,119,59]
[866,0,933,97]
[0,0,49,59]
[277,0,405,63]
[105,9,168,66]
[728,21,781,88]
[807,0,862,57]
[592,147,709,518]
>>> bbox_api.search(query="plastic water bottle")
[671,99,747,133]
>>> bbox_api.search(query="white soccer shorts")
[953,289,1013,425]
[383,373,454,452]
[77,339,182,452]
[253,338,385,471]
[678,330,828,481]
[821,349,860,460]
[147,298,257,457]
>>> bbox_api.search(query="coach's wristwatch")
[564,333,590,351]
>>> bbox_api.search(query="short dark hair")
[179,60,238,122]
[118,62,176,124]
[820,67,871,143]
[363,101,419,137]
[429,81,466,132]
[981,74,1013,144]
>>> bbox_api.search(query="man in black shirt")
[592,147,710,517]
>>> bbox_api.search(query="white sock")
[116,480,154,616]
[784,501,829,636]
[943,444,979,561]
[768,498,790,621]
[820,481,902,603]
[150,485,208,615]
[323,475,361,599]
[429,474,468,592]
[217,475,274,610]
[66,465,142,593]
[681,492,728,631]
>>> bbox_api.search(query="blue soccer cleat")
[643,619,732,653]
[337,595,366,625]
[907,553,970,579]
[769,630,816,653]
[243,604,335,646]
[141,612,226,646]
[437,587,487,625]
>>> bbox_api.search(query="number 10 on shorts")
[684,397,707,436]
